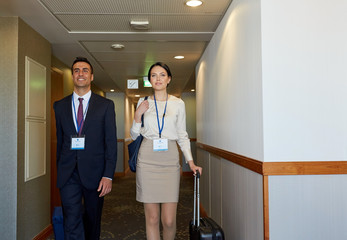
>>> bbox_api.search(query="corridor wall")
[0,17,52,239]
[181,92,197,172]
[123,95,136,172]
[106,92,125,173]
[0,17,19,240]
[18,17,52,240]
[262,1,347,239]
[196,0,264,238]
[195,0,347,239]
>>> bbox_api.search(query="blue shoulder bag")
[128,96,148,172]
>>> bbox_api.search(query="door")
[50,68,64,216]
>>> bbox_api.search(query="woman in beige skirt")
[130,62,202,240]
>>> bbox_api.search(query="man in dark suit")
[53,57,117,240]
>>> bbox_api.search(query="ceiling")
[0,0,232,100]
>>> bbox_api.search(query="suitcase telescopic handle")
[193,171,196,226]
[193,170,200,227]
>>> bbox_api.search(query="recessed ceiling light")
[110,89,115,92]
[135,95,140,97]
[111,43,124,49]
[130,20,150,30]
[174,56,185,59]
[185,0,203,7]
[191,89,195,92]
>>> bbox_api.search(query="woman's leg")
[161,202,178,240]
[144,203,161,240]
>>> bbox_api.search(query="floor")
[48,171,195,239]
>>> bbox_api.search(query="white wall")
[106,92,125,172]
[181,92,196,138]
[210,155,222,222]
[261,1,347,239]
[222,160,263,240]
[107,92,125,139]
[269,175,347,240]
[197,149,264,240]
[124,96,135,139]
[196,0,347,239]
[197,148,211,215]
[196,0,264,161]
[261,0,347,162]
[195,1,264,238]
[197,0,347,163]
[181,92,197,171]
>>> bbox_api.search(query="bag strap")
[141,96,148,127]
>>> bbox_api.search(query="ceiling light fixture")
[185,0,203,7]
[135,95,141,97]
[130,20,150,30]
[110,89,115,92]
[191,89,195,92]
[174,55,185,59]
[111,43,124,49]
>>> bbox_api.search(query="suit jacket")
[53,92,117,189]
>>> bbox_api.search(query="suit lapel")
[64,94,77,135]
[80,93,96,134]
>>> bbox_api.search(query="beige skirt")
[136,138,180,203]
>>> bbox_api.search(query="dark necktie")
[77,97,84,136]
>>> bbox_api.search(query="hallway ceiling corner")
[1,0,233,100]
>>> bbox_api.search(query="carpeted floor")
[49,171,195,239]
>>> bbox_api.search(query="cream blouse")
[130,95,193,162]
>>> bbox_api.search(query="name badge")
[153,138,168,152]
[71,135,85,150]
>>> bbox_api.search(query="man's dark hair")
[71,57,94,74]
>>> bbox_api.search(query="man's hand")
[97,177,113,197]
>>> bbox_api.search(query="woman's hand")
[134,99,149,123]
[188,160,202,176]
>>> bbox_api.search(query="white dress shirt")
[130,95,193,162]
[72,91,91,133]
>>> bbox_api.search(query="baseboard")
[32,224,53,240]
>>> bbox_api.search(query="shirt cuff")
[103,177,113,181]
[132,121,142,131]
[182,149,193,163]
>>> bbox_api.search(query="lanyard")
[154,94,168,138]
[72,96,90,134]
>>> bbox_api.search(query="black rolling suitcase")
[189,171,225,240]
